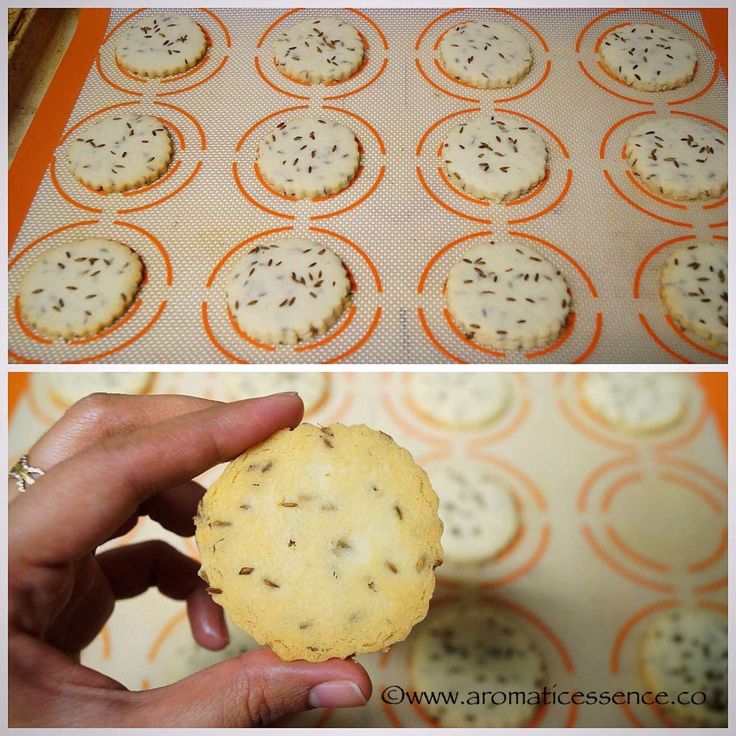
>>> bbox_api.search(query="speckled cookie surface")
[68,114,173,193]
[625,118,727,201]
[407,372,511,428]
[19,238,144,340]
[412,603,545,727]
[446,242,571,351]
[599,24,697,91]
[226,238,351,346]
[580,373,689,434]
[256,117,360,199]
[660,241,727,348]
[640,607,727,727]
[442,116,548,202]
[272,16,365,84]
[115,15,207,78]
[439,21,532,89]
[195,423,444,662]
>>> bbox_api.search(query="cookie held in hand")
[195,423,444,662]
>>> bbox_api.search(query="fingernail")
[308,680,367,709]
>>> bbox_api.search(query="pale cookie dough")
[68,114,173,193]
[439,20,533,89]
[660,241,727,348]
[428,461,519,564]
[195,423,444,662]
[640,607,727,727]
[220,372,330,414]
[580,373,689,434]
[257,117,360,199]
[446,242,571,351]
[115,15,207,78]
[226,238,351,346]
[599,24,697,91]
[32,372,153,410]
[412,603,545,727]
[625,117,727,201]
[19,238,144,340]
[407,373,511,428]
[442,116,547,202]
[273,16,365,84]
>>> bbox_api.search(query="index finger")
[9,393,303,567]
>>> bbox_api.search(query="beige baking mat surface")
[7,8,728,364]
[8,372,727,727]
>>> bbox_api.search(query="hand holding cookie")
[8,392,372,727]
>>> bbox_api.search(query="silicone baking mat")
[8,8,728,364]
[8,372,728,727]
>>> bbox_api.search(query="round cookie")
[407,373,511,428]
[19,238,144,340]
[33,372,153,410]
[256,117,360,199]
[660,241,727,348]
[446,242,571,351]
[599,24,697,91]
[640,607,727,727]
[68,114,173,193]
[439,20,533,89]
[226,238,351,346]
[428,461,519,564]
[625,117,727,201]
[195,423,444,662]
[442,116,547,202]
[219,372,330,414]
[115,15,207,78]
[580,373,689,434]
[412,603,545,727]
[272,16,365,84]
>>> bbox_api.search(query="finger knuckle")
[64,392,115,428]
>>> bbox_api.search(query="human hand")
[9,391,371,727]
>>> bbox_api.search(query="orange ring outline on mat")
[670,62,719,106]
[581,525,676,594]
[117,160,203,214]
[417,229,492,294]
[121,160,181,197]
[417,167,492,224]
[414,58,480,103]
[308,225,383,291]
[113,219,173,285]
[688,527,728,573]
[508,169,572,225]
[605,524,671,573]
[437,166,490,207]
[599,110,655,159]
[61,300,167,363]
[293,306,356,353]
[665,315,728,361]
[494,107,570,158]
[9,219,100,270]
[155,101,207,149]
[324,307,382,363]
[232,162,295,220]
[49,157,103,213]
[67,298,142,346]
[633,235,698,299]
[577,455,639,512]
[469,449,547,511]
[525,310,576,358]
[380,390,448,449]
[443,308,505,357]
[559,393,638,453]
[254,56,310,100]
[202,302,247,363]
[657,469,724,514]
[325,57,389,100]
[702,195,727,210]
[157,55,229,97]
[599,470,645,512]
[147,609,188,662]
[480,523,550,589]
[226,306,277,352]
[497,60,552,103]
[95,56,141,96]
[417,306,466,363]
[416,106,480,156]
[602,171,693,229]
[625,170,688,210]
[60,100,141,144]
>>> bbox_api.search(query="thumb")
[127,647,372,727]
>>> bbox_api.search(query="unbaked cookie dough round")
[273,16,365,84]
[412,604,545,727]
[442,116,547,202]
[640,607,727,727]
[660,241,727,348]
[407,372,511,428]
[256,117,361,199]
[439,20,533,89]
[68,114,173,193]
[446,242,570,351]
[625,117,727,201]
[580,373,689,434]
[226,238,351,346]
[195,423,444,662]
[599,24,696,91]
[115,15,207,78]
[428,461,519,564]
[19,238,144,340]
